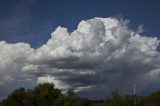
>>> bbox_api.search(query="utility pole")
[133,84,137,106]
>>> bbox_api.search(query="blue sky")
[1,0,160,99]
[0,0,160,48]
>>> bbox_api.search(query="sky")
[0,0,160,100]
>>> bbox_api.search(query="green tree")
[54,96,69,106]
[104,89,124,106]
[66,88,78,106]
[32,83,61,106]
[139,91,160,106]
[1,83,62,106]
[1,88,27,106]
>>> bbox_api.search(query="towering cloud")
[0,17,160,99]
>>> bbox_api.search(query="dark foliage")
[1,83,160,106]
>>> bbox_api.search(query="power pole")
[133,84,137,106]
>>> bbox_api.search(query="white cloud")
[0,17,160,99]
[37,75,70,91]
[0,41,34,83]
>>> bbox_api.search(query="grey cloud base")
[0,17,160,99]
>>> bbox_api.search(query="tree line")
[0,83,160,106]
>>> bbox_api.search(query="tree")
[2,83,160,106]
[1,88,27,106]
[1,83,62,106]
[104,89,124,106]
[32,83,61,106]
[54,96,69,106]
[66,88,78,106]
[139,91,160,106]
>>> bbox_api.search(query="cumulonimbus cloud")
[0,17,160,99]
